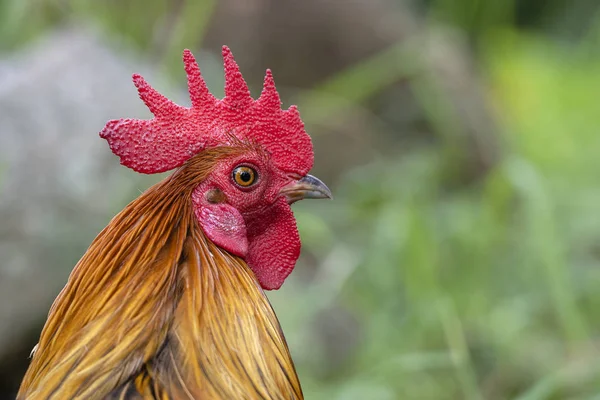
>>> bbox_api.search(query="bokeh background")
[1,0,600,398]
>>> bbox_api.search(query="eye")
[232,165,257,187]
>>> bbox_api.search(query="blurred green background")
[1,0,600,399]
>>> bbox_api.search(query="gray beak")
[281,174,333,204]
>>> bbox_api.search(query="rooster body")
[19,48,330,399]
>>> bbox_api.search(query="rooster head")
[99,47,331,290]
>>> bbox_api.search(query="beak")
[281,174,333,204]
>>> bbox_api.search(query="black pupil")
[239,170,252,182]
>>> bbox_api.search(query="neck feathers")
[142,228,302,400]
[18,149,302,399]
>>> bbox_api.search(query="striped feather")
[18,146,302,399]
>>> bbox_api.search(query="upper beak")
[281,174,333,204]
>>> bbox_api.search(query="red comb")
[100,46,313,176]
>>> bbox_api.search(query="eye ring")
[232,165,258,188]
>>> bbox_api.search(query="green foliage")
[0,0,214,55]
[274,26,600,399]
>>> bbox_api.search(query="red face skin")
[100,47,331,290]
[192,150,301,290]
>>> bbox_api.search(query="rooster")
[18,46,331,400]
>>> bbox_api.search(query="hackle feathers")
[18,147,302,400]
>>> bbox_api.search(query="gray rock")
[0,27,168,359]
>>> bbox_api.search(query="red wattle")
[245,198,301,290]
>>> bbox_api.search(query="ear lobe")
[195,203,248,257]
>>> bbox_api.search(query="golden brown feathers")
[18,146,302,399]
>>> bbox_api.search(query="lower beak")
[281,174,333,204]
